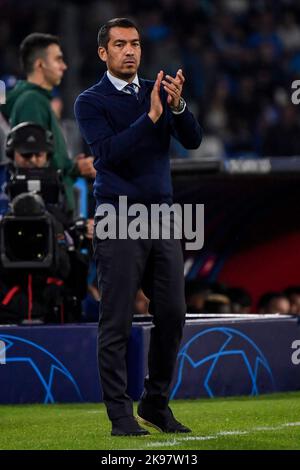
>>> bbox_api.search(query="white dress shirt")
[106,70,185,113]
[107,70,140,95]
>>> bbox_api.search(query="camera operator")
[5,121,72,225]
[0,122,89,324]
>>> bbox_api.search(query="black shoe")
[137,402,191,433]
[111,416,150,436]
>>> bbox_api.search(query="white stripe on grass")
[146,422,300,447]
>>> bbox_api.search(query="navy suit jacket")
[74,73,202,208]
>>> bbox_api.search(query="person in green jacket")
[1,33,95,213]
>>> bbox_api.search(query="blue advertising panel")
[170,317,300,399]
[0,316,299,404]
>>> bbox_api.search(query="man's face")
[40,44,67,88]
[98,27,141,80]
[14,151,48,168]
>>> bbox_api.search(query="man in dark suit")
[75,17,202,436]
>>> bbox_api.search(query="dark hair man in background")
[75,17,202,437]
[0,33,96,213]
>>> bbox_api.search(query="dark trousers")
[93,215,186,421]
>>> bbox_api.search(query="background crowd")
[1,0,300,159]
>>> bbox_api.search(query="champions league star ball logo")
[0,334,83,403]
[171,327,276,398]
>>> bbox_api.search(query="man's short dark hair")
[20,33,60,75]
[97,18,140,49]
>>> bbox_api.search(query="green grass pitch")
[0,392,300,450]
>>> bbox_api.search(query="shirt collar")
[106,70,140,91]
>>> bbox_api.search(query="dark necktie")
[124,83,138,100]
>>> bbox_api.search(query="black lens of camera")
[4,220,49,261]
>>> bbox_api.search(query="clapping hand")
[162,69,185,109]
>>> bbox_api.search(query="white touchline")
[146,422,300,447]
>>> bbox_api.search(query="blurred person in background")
[185,280,212,313]
[203,293,231,314]
[257,291,290,314]
[284,286,300,316]
[0,33,96,215]
[261,104,300,156]
[227,286,252,314]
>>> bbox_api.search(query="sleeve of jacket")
[168,104,203,150]
[74,95,156,168]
